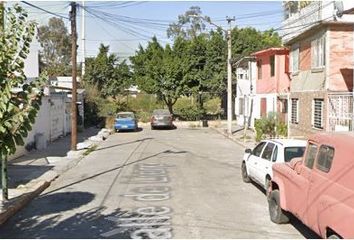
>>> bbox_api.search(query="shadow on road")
[0,191,171,238]
[250,182,320,239]
[7,165,53,188]
[43,149,187,195]
[94,137,153,152]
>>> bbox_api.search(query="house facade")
[235,60,258,128]
[252,47,290,124]
[281,1,354,137]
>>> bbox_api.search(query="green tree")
[167,6,210,39]
[130,37,185,114]
[84,44,132,98]
[38,17,71,76]
[0,4,47,200]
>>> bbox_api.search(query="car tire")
[151,126,155,130]
[268,190,289,224]
[241,161,251,183]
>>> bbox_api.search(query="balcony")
[280,1,354,44]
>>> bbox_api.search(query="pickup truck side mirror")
[245,148,252,154]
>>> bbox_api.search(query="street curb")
[210,127,249,149]
[0,180,49,225]
[0,129,110,226]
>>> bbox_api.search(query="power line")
[21,1,69,20]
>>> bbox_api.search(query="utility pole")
[81,0,85,78]
[0,1,8,201]
[226,16,235,135]
[70,2,78,151]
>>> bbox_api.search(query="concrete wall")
[9,94,72,161]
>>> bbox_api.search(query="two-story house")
[281,1,354,137]
[252,47,291,124]
[235,59,258,128]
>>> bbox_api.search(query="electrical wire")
[21,1,69,20]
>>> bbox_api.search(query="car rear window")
[284,147,306,162]
[316,145,334,173]
[117,113,134,119]
[153,109,170,115]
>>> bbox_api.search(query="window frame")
[311,34,326,69]
[272,145,278,162]
[252,142,267,157]
[304,142,318,169]
[257,59,262,80]
[312,99,324,129]
[290,45,299,73]
[316,145,335,173]
[291,98,299,124]
[261,142,276,161]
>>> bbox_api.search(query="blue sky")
[17,1,283,62]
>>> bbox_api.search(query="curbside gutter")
[210,127,250,149]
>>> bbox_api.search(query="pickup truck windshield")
[284,147,305,162]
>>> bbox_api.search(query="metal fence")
[328,93,353,132]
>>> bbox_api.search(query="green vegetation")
[254,113,288,142]
[0,4,47,199]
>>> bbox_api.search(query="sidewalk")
[0,127,110,225]
[211,122,258,149]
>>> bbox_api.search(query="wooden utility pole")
[70,2,78,151]
[0,1,8,201]
[226,16,235,135]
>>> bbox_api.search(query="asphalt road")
[0,127,317,238]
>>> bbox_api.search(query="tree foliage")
[84,44,132,98]
[0,5,47,159]
[38,17,71,76]
[167,6,210,39]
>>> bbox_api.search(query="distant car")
[150,109,173,130]
[268,132,354,239]
[241,139,306,196]
[114,112,138,132]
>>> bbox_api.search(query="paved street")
[0,127,315,238]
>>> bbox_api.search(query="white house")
[235,59,259,129]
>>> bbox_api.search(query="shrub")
[174,98,202,121]
[254,112,288,141]
[204,97,221,115]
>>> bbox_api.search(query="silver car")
[150,109,174,130]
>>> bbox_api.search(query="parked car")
[114,112,138,132]
[268,132,354,239]
[150,109,174,130]
[241,139,306,195]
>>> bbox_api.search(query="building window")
[239,98,244,115]
[291,98,299,124]
[281,99,288,113]
[316,145,334,173]
[312,99,324,129]
[290,46,299,73]
[257,60,262,79]
[270,55,275,77]
[311,34,325,68]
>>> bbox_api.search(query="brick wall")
[329,25,354,91]
[289,91,327,138]
[299,40,311,71]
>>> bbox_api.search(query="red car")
[268,132,354,239]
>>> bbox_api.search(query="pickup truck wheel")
[241,162,251,183]
[268,190,289,224]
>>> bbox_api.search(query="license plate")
[122,125,128,128]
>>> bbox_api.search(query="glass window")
[316,145,334,173]
[291,99,299,124]
[117,113,135,119]
[312,99,324,129]
[253,142,266,157]
[291,46,299,72]
[257,60,262,79]
[272,146,278,162]
[304,143,318,169]
[284,147,306,162]
[311,34,326,68]
[270,55,275,77]
[261,143,275,161]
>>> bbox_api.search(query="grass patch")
[83,145,98,156]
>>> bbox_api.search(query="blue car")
[115,112,138,132]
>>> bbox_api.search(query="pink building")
[251,48,290,123]
[281,1,354,137]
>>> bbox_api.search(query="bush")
[254,112,288,141]
[204,97,222,115]
[174,97,202,121]
[126,94,164,122]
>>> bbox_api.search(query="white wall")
[23,39,39,78]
